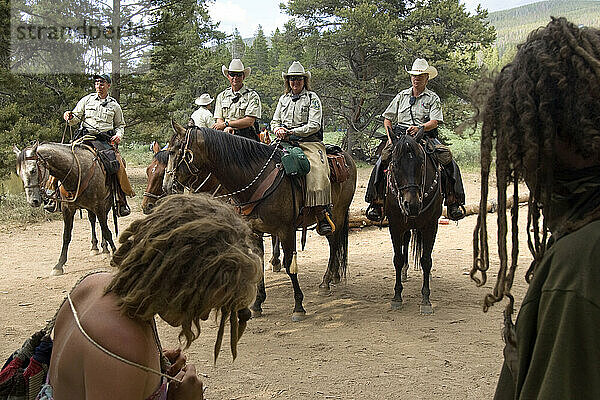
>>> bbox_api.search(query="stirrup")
[117,203,131,217]
[447,203,466,221]
[317,218,333,236]
[366,203,383,222]
[44,200,58,213]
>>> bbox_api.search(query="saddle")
[325,144,350,183]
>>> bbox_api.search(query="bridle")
[20,152,48,190]
[388,136,441,216]
[165,127,280,200]
[22,143,97,204]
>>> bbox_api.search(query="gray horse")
[14,142,117,276]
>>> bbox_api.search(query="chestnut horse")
[163,124,357,321]
[142,141,283,271]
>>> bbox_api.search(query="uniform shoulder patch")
[311,98,320,110]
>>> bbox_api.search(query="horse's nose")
[404,200,421,217]
[143,202,154,215]
[31,198,40,207]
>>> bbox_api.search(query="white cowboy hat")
[222,59,251,78]
[405,58,438,80]
[282,61,311,80]
[194,93,214,106]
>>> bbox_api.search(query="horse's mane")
[154,149,169,165]
[16,149,25,165]
[392,135,421,160]
[196,127,281,169]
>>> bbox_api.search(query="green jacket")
[494,219,600,399]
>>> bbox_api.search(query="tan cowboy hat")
[194,93,214,106]
[222,59,251,78]
[282,61,311,80]
[405,58,438,80]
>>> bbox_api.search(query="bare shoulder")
[61,272,158,366]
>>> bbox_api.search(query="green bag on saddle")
[280,143,310,177]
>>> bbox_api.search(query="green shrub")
[439,126,481,171]
[119,143,156,167]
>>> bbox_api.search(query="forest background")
[1,0,600,178]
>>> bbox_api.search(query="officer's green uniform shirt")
[382,87,443,128]
[67,93,125,138]
[214,86,261,122]
[270,89,322,136]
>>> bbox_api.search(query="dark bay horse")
[142,140,283,271]
[385,134,443,314]
[14,143,116,276]
[163,124,357,321]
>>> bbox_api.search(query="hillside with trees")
[487,0,600,59]
[1,0,599,176]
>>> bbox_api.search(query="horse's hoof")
[90,249,100,256]
[317,285,331,296]
[291,311,306,322]
[251,309,263,318]
[271,261,282,273]
[420,304,434,315]
[50,268,64,276]
[391,300,403,310]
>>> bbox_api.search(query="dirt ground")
[0,166,532,399]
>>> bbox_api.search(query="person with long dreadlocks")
[37,194,261,399]
[473,17,600,400]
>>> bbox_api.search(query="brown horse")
[142,140,283,271]
[163,123,357,321]
[385,133,443,314]
[14,143,117,276]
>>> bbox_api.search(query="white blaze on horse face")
[20,149,42,207]
[162,153,176,194]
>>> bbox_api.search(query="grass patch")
[119,143,155,167]
[440,127,481,172]
[0,193,60,226]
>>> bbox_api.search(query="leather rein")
[387,137,441,217]
[166,127,284,215]
[28,144,99,203]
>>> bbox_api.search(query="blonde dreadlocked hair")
[105,194,261,361]
[473,17,600,318]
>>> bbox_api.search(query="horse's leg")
[389,225,409,309]
[87,211,99,255]
[270,235,281,272]
[281,233,305,321]
[97,211,116,254]
[419,226,438,315]
[52,207,76,276]
[401,231,411,282]
[319,209,349,295]
[250,232,267,318]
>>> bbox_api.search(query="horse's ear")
[151,141,160,154]
[171,119,186,137]
[13,145,21,156]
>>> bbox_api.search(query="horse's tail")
[328,208,349,282]
[410,229,423,271]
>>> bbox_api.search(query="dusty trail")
[0,167,530,399]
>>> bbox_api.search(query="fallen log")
[348,193,530,228]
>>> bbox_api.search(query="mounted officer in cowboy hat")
[271,61,334,235]
[212,59,262,141]
[365,58,466,222]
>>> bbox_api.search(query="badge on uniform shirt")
[311,98,320,110]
